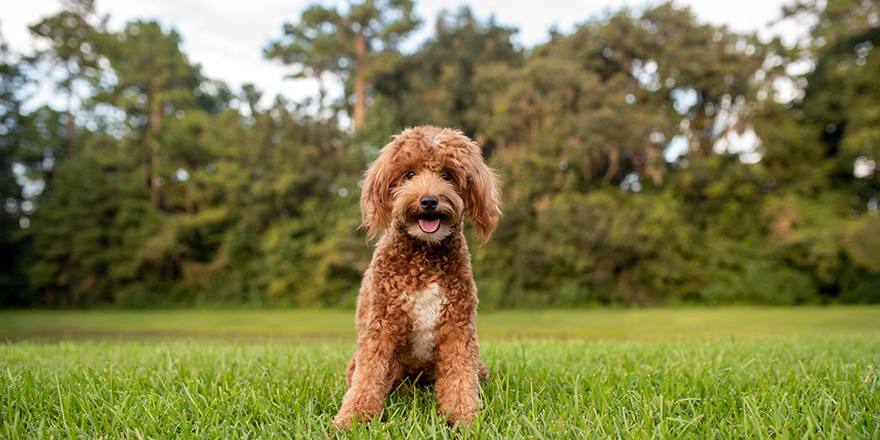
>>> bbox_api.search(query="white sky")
[2,0,809,109]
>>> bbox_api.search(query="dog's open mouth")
[417,214,443,233]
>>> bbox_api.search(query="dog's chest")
[402,283,445,362]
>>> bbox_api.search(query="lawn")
[3,305,880,339]
[2,307,879,439]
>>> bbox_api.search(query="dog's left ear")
[465,154,501,245]
[360,142,397,239]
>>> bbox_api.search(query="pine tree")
[102,20,202,211]
[265,0,420,128]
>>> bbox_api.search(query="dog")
[332,126,501,429]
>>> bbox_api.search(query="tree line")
[1,0,878,308]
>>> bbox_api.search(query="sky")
[1,0,809,109]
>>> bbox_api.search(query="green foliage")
[776,0,880,198]
[476,188,708,307]
[23,152,143,306]
[699,260,818,304]
[0,37,28,304]
[3,0,880,308]
[27,0,104,152]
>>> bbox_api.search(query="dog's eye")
[442,172,453,181]
[405,171,415,180]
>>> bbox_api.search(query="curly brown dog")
[332,126,500,429]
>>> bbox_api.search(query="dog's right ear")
[360,142,397,239]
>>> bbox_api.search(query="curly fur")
[333,126,500,429]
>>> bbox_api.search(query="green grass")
[2,307,880,438]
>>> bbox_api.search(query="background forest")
[1,0,878,309]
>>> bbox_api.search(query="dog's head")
[361,126,500,245]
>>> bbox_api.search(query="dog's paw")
[331,414,352,432]
[332,404,383,431]
[441,408,477,428]
[331,412,368,432]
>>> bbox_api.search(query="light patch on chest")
[403,283,444,362]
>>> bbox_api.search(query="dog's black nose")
[420,195,439,211]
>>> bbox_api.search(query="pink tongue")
[419,218,441,233]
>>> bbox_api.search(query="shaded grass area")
[2,336,879,439]
[3,306,880,340]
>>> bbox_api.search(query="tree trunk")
[316,68,327,121]
[603,148,620,183]
[643,143,664,186]
[149,77,162,211]
[141,121,152,190]
[352,30,367,128]
[64,65,77,160]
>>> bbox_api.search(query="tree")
[102,20,202,211]
[791,0,879,190]
[0,34,30,304]
[28,0,105,156]
[756,0,880,302]
[265,0,420,128]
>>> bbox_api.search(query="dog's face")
[391,167,465,244]
[361,126,500,245]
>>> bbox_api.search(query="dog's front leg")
[332,311,406,429]
[434,300,481,427]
